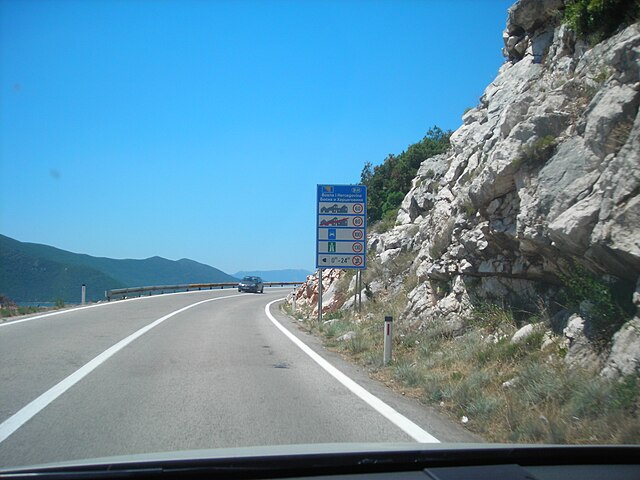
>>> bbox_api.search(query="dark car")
[238,276,264,293]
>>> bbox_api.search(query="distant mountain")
[233,269,312,282]
[0,234,238,303]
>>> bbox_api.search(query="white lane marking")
[264,299,440,443]
[0,289,242,328]
[0,294,239,445]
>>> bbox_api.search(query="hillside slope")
[0,235,124,303]
[294,1,640,380]
[0,234,237,302]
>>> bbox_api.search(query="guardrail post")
[383,316,393,366]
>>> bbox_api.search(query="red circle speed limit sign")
[353,203,364,214]
[352,255,363,266]
[353,216,364,227]
[352,230,363,240]
[352,242,363,253]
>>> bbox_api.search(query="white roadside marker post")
[81,284,86,305]
[383,315,393,366]
[292,288,297,314]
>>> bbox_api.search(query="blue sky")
[1,0,513,274]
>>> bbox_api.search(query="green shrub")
[461,200,477,216]
[519,362,566,406]
[346,336,369,354]
[394,361,423,387]
[564,0,640,45]
[372,209,398,233]
[558,261,631,345]
[470,303,517,332]
[513,135,558,169]
[422,371,447,402]
[611,374,639,411]
[361,126,451,224]
[568,378,613,419]
[467,395,503,423]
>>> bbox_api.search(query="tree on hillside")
[361,126,451,225]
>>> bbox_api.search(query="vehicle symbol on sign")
[353,217,364,227]
[320,217,349,227]
[328,229,337,240]
[352,243,363,253]
[352,256,363,266]
[352,230,363,240]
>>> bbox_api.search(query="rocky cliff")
[293,0,640,379]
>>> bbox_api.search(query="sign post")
[317,269,323,323]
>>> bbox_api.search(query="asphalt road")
[0,289,477,468]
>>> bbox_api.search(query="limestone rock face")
[374,9,640,377]
[291,2,640,378]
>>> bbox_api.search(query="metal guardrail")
[106,281,302,301]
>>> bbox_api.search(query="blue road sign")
[316,185,367,269]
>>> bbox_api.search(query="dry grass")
[285,294,640,444]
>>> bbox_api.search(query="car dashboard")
[0,444,638,480]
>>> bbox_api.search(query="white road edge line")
[264,299,440,444]
[0,289,242,328]
[0,294,239,445]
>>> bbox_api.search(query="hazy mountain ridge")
[0,234,237,303]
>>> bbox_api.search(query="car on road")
[238,276,264,293]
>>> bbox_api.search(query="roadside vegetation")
[564,0,640,45]
[360,127,451,226]
[283,261,640,444]
[0,295,47,319]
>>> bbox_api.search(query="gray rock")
[511,323,536,343]
[341,292,369,311]
[290,19,640,377]
[601,317,640,378]
[506,0,563,34]
[337,331,357,342]
[502,377,519,388]
[540,331,556,351]
[563,314,603,369]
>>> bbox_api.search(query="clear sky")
[1,0,513,274]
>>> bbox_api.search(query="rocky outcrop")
[292,1,640,379]
[291,268,344,315]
